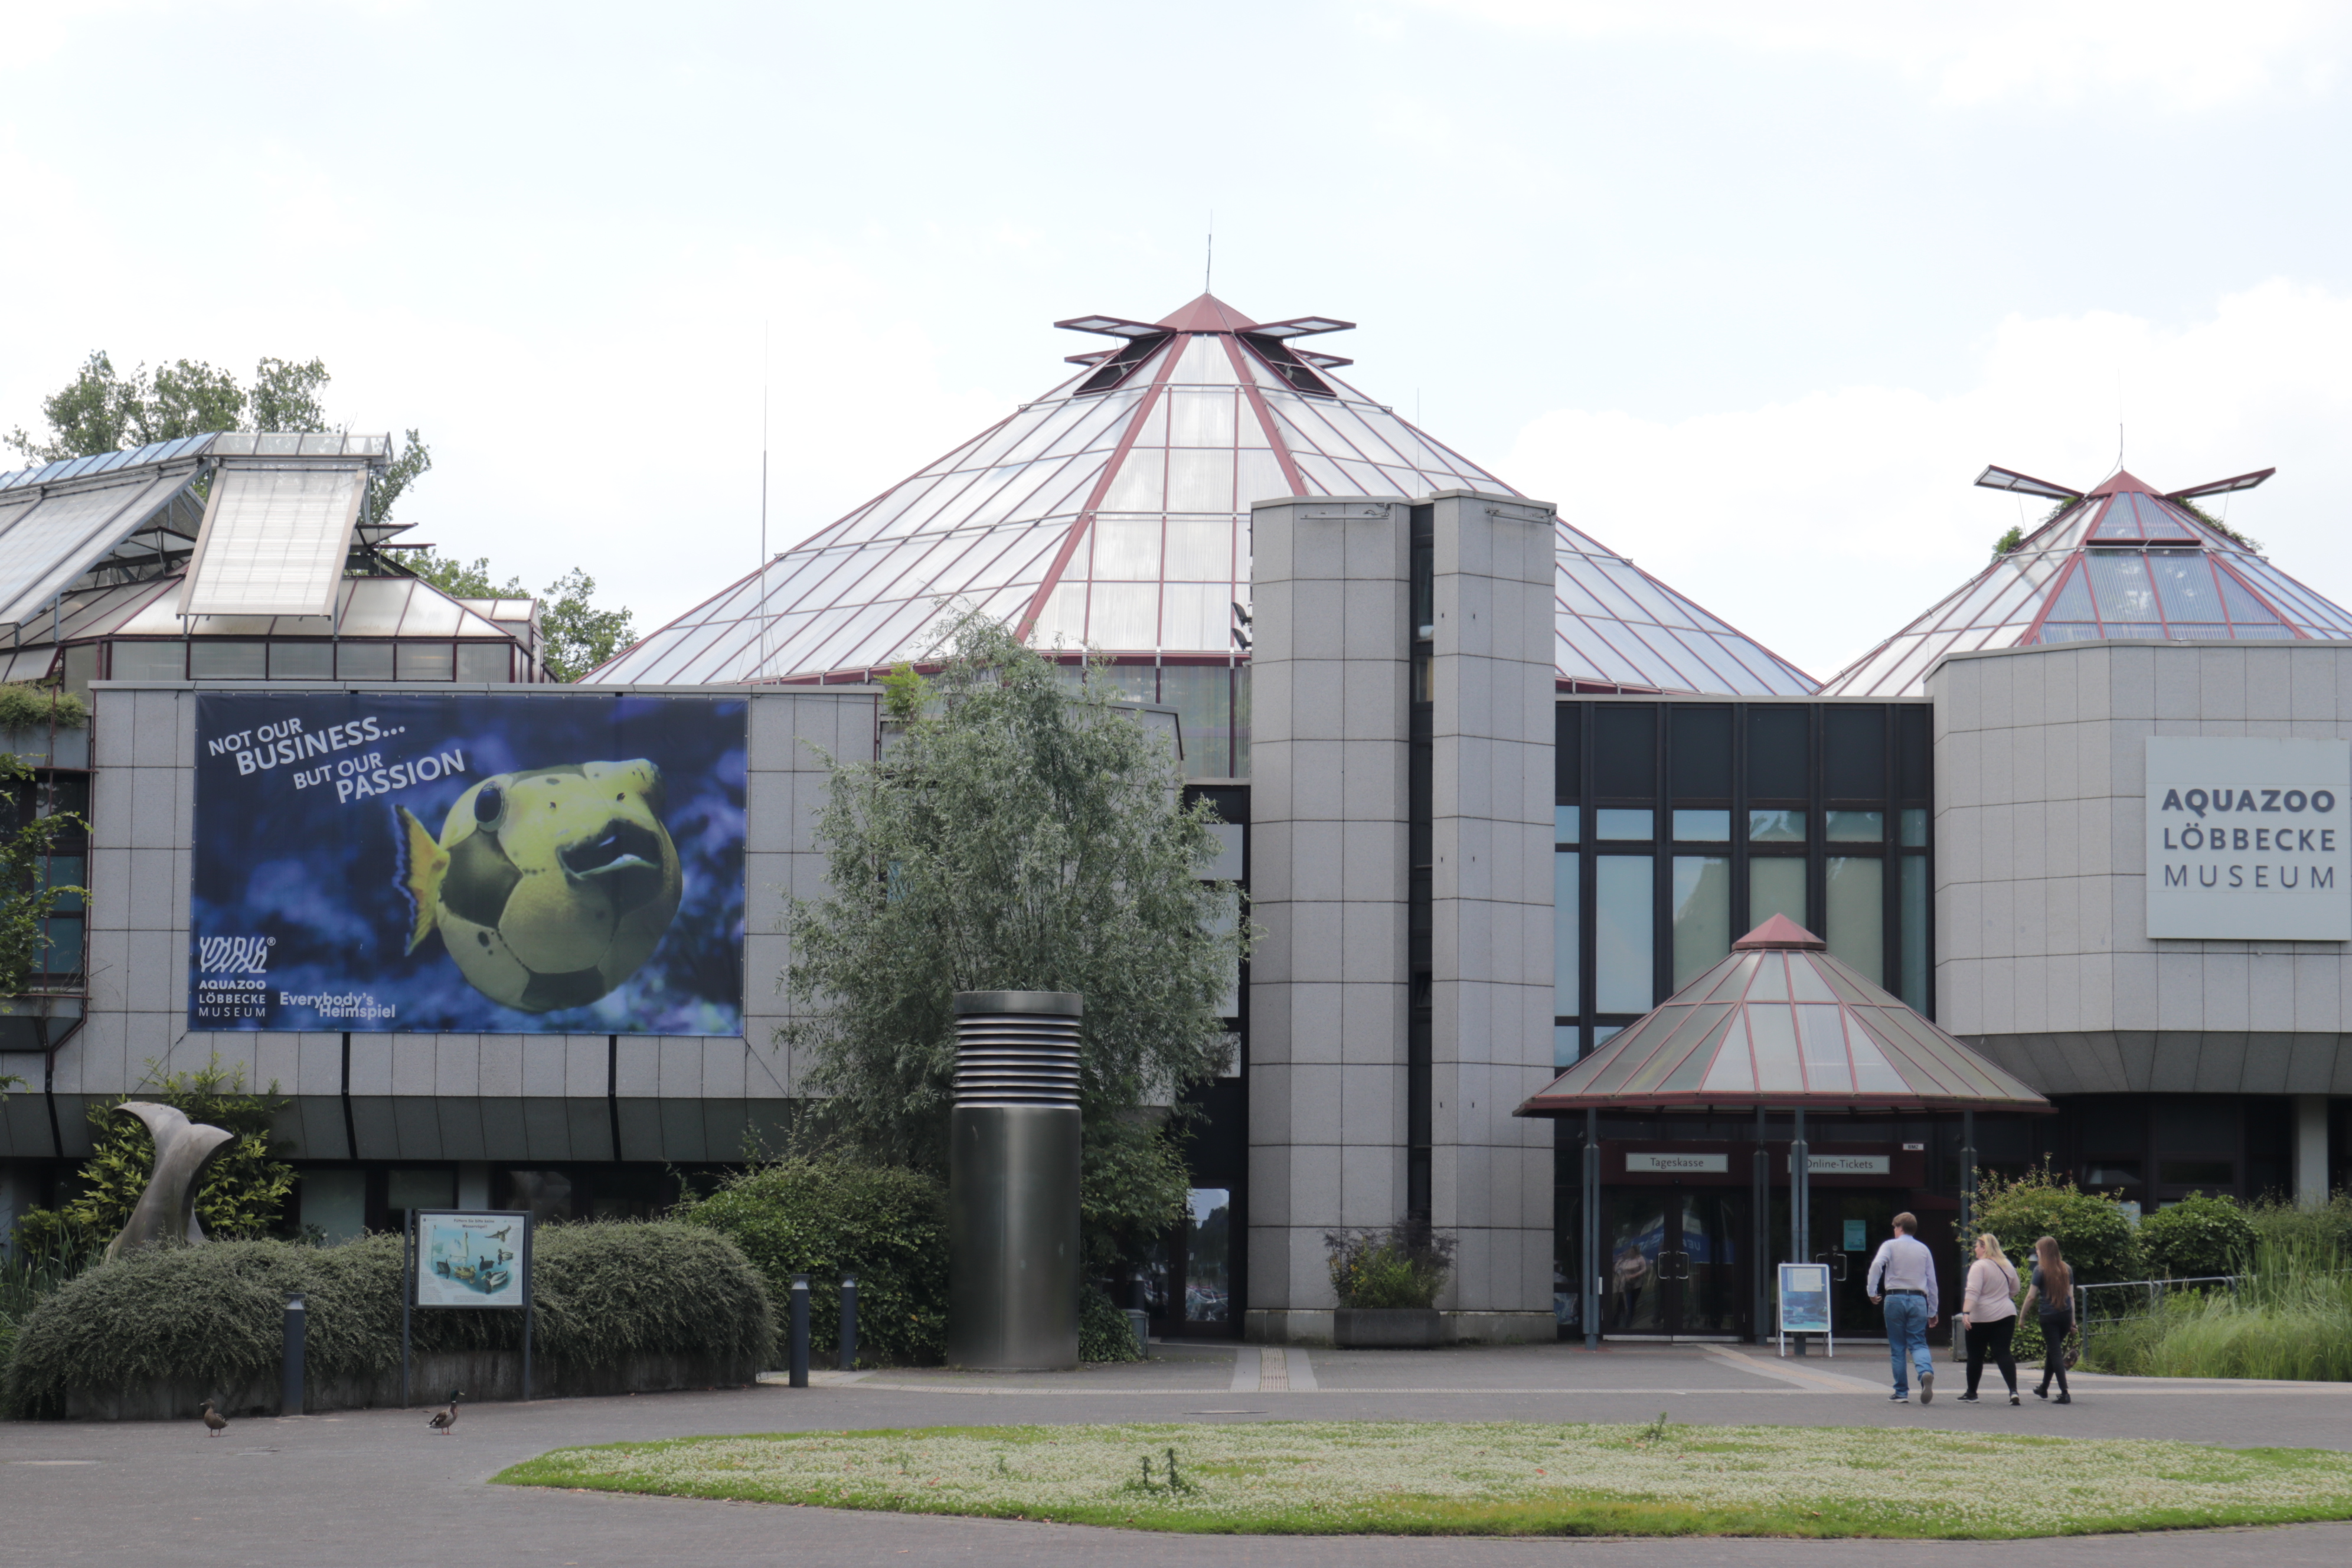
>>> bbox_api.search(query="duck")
[427,1390,464,1435]
[200,1398,227,1438]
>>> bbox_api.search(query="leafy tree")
[537,567,636,682]
[10,1056,295,1262]
[2138,1192,2259,1280]
[246,355,331,434]
[0,754,86,999]
[406,553,636,682]
[6,352,430,528]
[783,614,1247,1273]
[409,550,522,601]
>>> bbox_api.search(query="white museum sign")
[2146,737,2351,940]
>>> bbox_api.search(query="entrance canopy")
[1515,916,2052,1118]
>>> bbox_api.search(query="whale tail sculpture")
[103,1102,237,1262]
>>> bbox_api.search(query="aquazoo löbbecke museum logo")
[2146,735,2352,940]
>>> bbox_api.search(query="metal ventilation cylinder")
[946,990,1082,1370]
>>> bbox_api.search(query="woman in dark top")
[2019,1234,2073,1404]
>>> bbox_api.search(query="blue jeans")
[1883,1293,1934,1395]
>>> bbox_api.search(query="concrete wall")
[1244,493,1554,1343]
[2,681,880,1164]
[1931,641,2352,1095]
[1244,496,1413,1341]
[1425,492,1556,1337]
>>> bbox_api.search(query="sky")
[4,1,2350,682]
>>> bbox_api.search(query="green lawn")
[493,1419,2352,1538]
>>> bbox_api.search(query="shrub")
[1326,1220,1456,1311]
[675,1158,947,1367]
[0,682,87,733]
[3,1221,772,1417]
[1077,1283,1142,1363]
[2138,1193,2259,1280]
[1971,1165,2142,1288]
[11,1056,295,1262]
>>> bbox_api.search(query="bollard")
[1125,1308,1149,1358]
[282,1292,308,1416]
[789,1273,811,1387]
[838,1275,858,1372]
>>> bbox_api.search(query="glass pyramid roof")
[1823,465,2352,697]
[1515,916,2051,1116]
[589,295,1815,697]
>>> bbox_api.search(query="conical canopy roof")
[1825,463,2352,697]
[1515,917,2052,1116]
[588,295,1815,697]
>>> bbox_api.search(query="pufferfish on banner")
[394,760,683,1012]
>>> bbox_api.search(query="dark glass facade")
[1553,700,1935,1069]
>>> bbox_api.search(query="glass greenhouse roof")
[1822,466,2352,697]
[590,293,1815,697]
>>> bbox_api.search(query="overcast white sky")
[5,1,2350,681]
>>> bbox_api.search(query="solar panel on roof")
[0,471,191,626]
[178,465,367,618]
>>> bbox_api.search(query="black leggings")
[2038,1312,2072,1393]
[1965,1317,2017,1396]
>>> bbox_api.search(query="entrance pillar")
[1750,1107,1769,1344]
[1581,1106,1599,1350]
[2294,1095,2330,1207]
[1789,1107,1809,1354]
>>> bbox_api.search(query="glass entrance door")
[1603,1188,1750,1339]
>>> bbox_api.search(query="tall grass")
[2086,1237,2352,1382]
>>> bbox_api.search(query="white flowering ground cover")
[492,1419,2352,1538]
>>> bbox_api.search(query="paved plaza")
[6,1342,2351,1567]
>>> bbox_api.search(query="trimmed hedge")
[4,1221,772,1417]
[676,1159,948,1366]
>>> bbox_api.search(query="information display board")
[413,1210,531,1309]
[1778,1261,1833,1357]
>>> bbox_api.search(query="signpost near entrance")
[1778,1261,1832,1357]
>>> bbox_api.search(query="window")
[1826,857,1884,984]
[1595,855,1653,1014]
[338,642,394,679]
[271,642,333,679]
[190,641,265,678]
[110,641,184,680]
[1671,856,1731,987]
[1827,810,1883,842]
[397,642,455,681]
[456,642,513,684]
[1554,853,1581,1017]
[1751,857,1806,930]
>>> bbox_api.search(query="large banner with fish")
[187,691,746,1035]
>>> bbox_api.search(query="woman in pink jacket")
[1956,1233,2022,1405]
